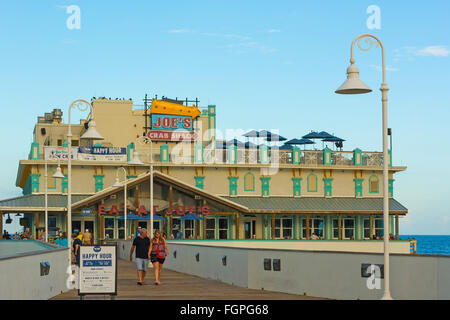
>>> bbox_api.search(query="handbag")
[156,242,166,259]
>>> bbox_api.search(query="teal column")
[30,174,41,193]
[324,216,328,240]
[259,145,269,164]
[353,148,362,166]
[228,216,233,239]
[262,215,265,240]
[260,177,271,196]
[160,144,169,162]
[388,149,392,167]
[355,216,359,240]
[323,178,333,197]
[62,174,68,193]
[292,178,302,197]
[354,179,363,197]
[94,175,104,192]
[228,177,238,196]
[195,176,205,190]
[29,141,39,160]
[388,179,394,197]
[292,146,301,164]
[208,105,216,146]
[293,215,298,239]
[299,216,302,239]
[194,144,203,163]
[215,216,219,240]
[127,143,135,162]
[323,147,332,165]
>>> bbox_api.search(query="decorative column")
[306,214,310,240]
[271,213,275,239]
[388,179,394,197]
[228,176,238,196]
[261,177,271,197]
[353,148,362,166]
[160,144,169,163]
[292,146,301,164]
[195,176,205,190]
[292,178,302,197]
[354,179,363,197]
[323,178,333,197]
[323,147,332,165]
[94,175,104,192]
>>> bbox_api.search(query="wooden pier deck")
[53,259,324,300]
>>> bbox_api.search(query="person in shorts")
[130,228,150,285]
[148,230,169,285]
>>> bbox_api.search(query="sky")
[0,0,449,235]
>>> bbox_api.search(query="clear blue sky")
[0,0,449,234]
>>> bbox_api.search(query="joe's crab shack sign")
[96,204,210,216]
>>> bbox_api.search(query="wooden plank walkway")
[53,259,324,300]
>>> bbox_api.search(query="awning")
[221,196,408,215]
[0,194,91,212]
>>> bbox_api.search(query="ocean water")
[399,235,450,255]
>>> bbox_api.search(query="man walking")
[130,228,150,285]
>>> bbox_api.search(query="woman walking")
[148,230,169,285]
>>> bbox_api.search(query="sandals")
[137,282,142,286]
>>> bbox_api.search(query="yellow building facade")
[0,97,408,247]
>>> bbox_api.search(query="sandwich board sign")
[78,245,117,298]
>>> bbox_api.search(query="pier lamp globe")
[128,151,144,165]
[335,63,372,94]
[112,177,122,188]
[80,120,104,141]
[52,165,65,179]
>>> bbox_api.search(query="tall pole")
[67,109,73,267]
[45,160,48,242]
[350,34,391,299]
[150,139,153,238]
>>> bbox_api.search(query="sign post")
[78,245,117,299]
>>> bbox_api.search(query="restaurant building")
[0,96,408,245]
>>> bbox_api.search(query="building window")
[244,172,255,191]
[172,218,181,238]
[307,174,317,192]
[184,220,194,239]
[104,217,115,239]
[205,218,215,239]
[275,217,293,239]
[369,175,379,193]
[374,217,384,238]
[228,177,238,196]
[118,219,125,239]
[343,218,355,240]
[71,140,79,146]
[332,218,339,239]
[57,139,63,146]
[301,217,324,239]
[363,218,370,239]
[218,217,228,239]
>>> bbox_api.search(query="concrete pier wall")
[113,240,450,300]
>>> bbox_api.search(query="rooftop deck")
[52,259,324,300]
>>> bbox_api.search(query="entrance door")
[244,219,256,239]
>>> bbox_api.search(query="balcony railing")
[34,148,387,167]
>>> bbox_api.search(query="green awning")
[0,194,91,212]
[220,196,408,214]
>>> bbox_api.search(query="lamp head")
[112,177,122,187]
[335,63,372,94]
[80,120,104,140]
[128,151,144,165]
[52,165,65,179]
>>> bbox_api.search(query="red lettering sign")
[98,205,106,215]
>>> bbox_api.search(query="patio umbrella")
[285,138,315,150]
[226,139,245,148]
[244,141,258,149]
[180,213,204,221]
[322,136,345,150]
[215,140,227,149]
[117,213,165,220]
[279,144,293,150]
[302,131,323,139]
[243,130,260,138]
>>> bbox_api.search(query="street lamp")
[67,99,103,267]
[112,167,128,240]
[335,33,392,300]
[44,159,65,242]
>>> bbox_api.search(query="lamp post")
[128,136,153,238]
[45,158,65,242]
[112,167,128,240]
[335,33,392,300]
[67,99,103,267]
